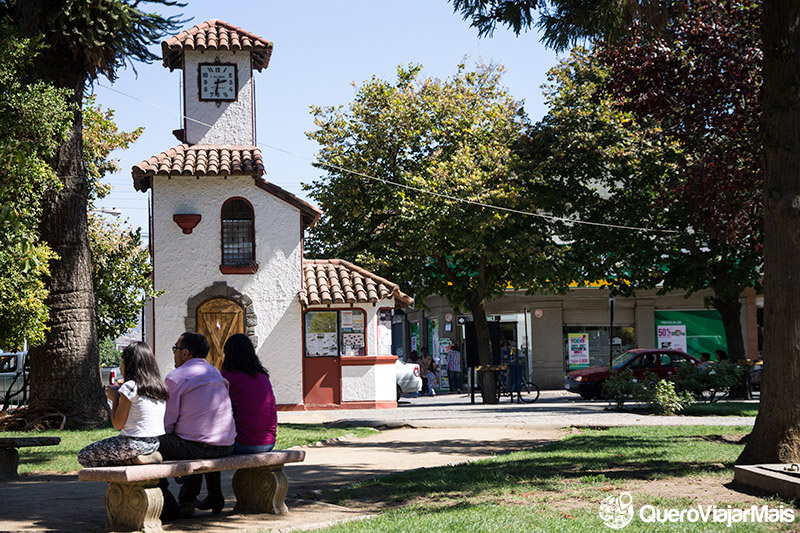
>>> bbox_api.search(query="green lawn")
[4,422,377,475]
[682,401,759,417]
[319,426,796,532]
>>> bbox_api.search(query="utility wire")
[97,82,678,234]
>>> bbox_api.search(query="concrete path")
[0,391,756,532]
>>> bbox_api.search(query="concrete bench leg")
[105,481,164,532]
[232,465,289,515]
[0,448,20,479]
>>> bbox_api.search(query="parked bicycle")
[496,361,540,403]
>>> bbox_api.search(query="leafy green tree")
[449,0,681,49]
[522,3,761,363]
[2,0,183,426]
[739,0,800,464]
[89,216,155,341]
[98,337,121,368]
[83,97,158,342]
[448,0,800,465]
[0,28,71,350]
[306,63,569,403]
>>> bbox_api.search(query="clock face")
[198,63,238,101]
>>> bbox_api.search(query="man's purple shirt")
[163,357,236,446]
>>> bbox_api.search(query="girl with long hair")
[78,341,169,467]
[196,333,277,514]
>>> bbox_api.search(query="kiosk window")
[304,309,366,356]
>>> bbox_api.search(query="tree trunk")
[710,295,745,361]
[738,0,800,465]
[469,304,499,404]
[19,8,108,425]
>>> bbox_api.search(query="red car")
[565,348,701,400]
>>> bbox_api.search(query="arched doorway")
[197,298,244,368]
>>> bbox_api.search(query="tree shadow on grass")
[328,429,749,507]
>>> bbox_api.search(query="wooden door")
[197,298,244,369]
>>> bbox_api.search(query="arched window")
[221,198,254,266]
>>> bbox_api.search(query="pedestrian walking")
[447,343,462,393]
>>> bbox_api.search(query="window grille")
[221,199,254,265]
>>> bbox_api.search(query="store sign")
[568,333,590,368]
[657,325,687,352]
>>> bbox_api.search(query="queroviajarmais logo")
[599,491,634,529]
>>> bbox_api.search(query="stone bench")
[0,437,61,479]
[78,449,306,532]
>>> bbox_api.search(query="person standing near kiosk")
[447,343,462,394]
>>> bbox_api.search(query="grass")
[4,422,377,475]
[682,401,759,417]
[318,426,797,532]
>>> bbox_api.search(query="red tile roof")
[132,143,321,229]
[300,259,413,308]
[132,144,264,185]
[162,19,273,71]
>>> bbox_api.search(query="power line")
[97,82,677,234]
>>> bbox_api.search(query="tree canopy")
[3,0,183,426]
[306,63,569,402]
[448,0,683,49]
[0,29,71,349]
[520,37,761,358]
[84,98,159,342]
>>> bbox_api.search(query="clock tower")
[162,19,273,145]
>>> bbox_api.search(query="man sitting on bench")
[158,332,236,521]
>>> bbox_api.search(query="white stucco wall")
[183,50,254,145]
[148,175,304,405]
[341,362,396,402]
[335,300,397,402]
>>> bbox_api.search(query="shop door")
[303,310,341,405]
[197,298,244,369]
[303,356,340,405]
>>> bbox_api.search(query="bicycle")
[496,361,540,404]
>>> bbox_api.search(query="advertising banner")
[653,310,726,358]
[568,333,590,368]
[656,324,687,352]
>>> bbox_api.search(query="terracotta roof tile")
[300,259,413,308]
[132,144,322,229]
[132,144,264,186]
[162,19,273,71]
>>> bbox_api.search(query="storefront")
[408,287,757,390]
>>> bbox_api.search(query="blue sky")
[94,0,560,236]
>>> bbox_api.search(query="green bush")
[675,363,744,402]
[601,367,634,409]
[649,379,694,415]
[631,371,660,405]
[603,370,693,414]
[98,337,121,367]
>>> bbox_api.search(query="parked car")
[0,351,29,408]
[1,351,121,409]
[396,358,422,400]
[565,348,701,400]
[101,366,122,386]
[749,361,762,391]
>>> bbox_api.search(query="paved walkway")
[0,391,756,532]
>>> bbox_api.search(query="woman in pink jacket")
[197,334,277,514]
